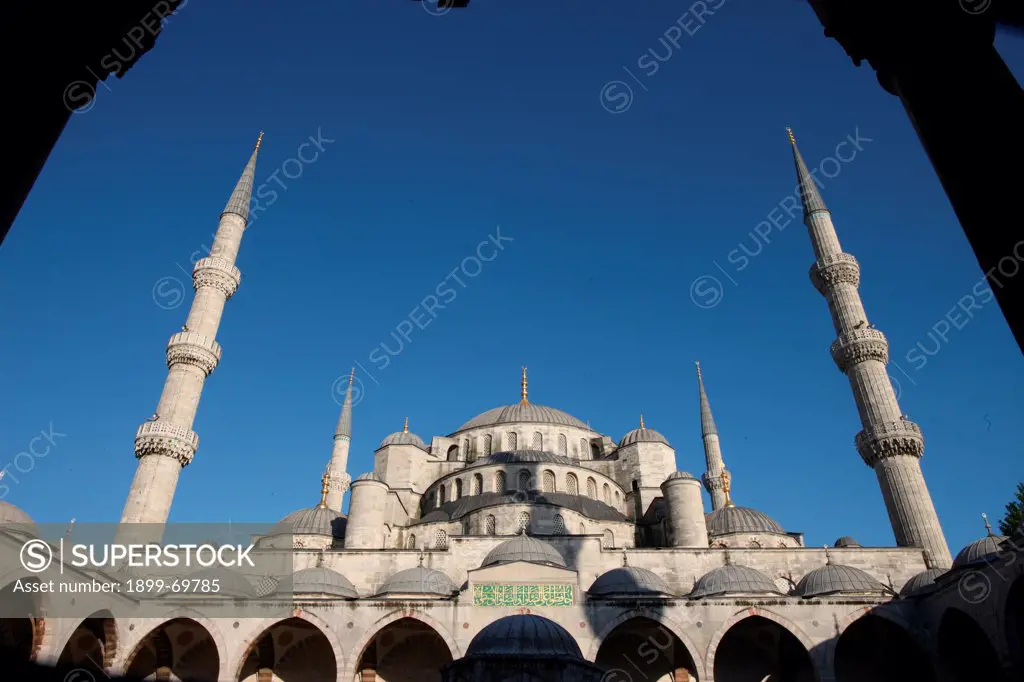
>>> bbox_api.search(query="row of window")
[435,470,622,507]
[446,433,600,462]
[407,522,617,549]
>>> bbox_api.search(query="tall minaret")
[325,368,355,512]
[696,362,729,511]
[119,133,263,527]
[788,128,952,568]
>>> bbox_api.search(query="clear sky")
[1,0,1022,557]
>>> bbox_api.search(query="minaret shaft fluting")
[119,133,263,527]
[788,128,951,568]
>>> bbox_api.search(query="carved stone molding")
[134,420,199,467]
[856,420,924,466]
[831,328,889,372]
[193,257,241,299]
[166,331,222,376]
[810,252,860,295]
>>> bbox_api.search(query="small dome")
[690,565,781,599]
[795,564,888,598]
[589,567,673,597]
[664,471,697,482]
[275,566,358,598]
[0,501,37,536]
[186,567,256,598]
[466,614,582,658]
[354,471,385,483]
[482,534,566,568]
[706,506,785,536]
[900,568,947,597]
[468,450,575,467]
[834,536,861,548]
[619,427,670,448]
[273,506,346,539]
[379,431,427,449]
[456,404,589,432]
[377,566,455,596]
[953,534,1007,568]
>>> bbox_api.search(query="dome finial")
[721,469,735,508]
[622,549,629,567]
[318,464,331,509]
[402,416,409,433]
[418,550,425,567]
[639,413,645,429]
[786,127,795,145]
[982,512,994,536]
[348,367,355,387]
[254,130,265,151]
[520,366,529,404]
[824,545,833,565]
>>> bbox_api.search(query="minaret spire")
[696,362,729,511]
[325,368,355,512]
[789,129,951,568]
[118,133,264,534]
[520,367,529,404]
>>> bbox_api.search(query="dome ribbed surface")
[619,428,670,448]
[954,534,1007,568]
[466,615,582,658]
[664,471,697,482]
[795,564,887,597]
[355,472,385,482]
[589,567,673,596]
[833,536,861,548]
[706,506,785,535]
[377,566,455,596]
[900,568,947,597]
[456,404,589,432]
[273,506,346,539]
[482,534,566,568]
[379,431,427,449]
[276,567,358,598]
[690,565,781,598]
[468,450,576,467]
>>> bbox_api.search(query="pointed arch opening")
[587,477,598,499]
[237,617,336,682]
[57,610,117,678]
[355,617,453,682]
[557,433,567,455]
[0,578,44,668]
[532,431,543,450]
[566,473,579,496]
[542,470,556,493]
[937,608,1002,682]
[712,615,814,682]
[454,479,463,500]
[446,444,460,462]
[835,614,935,682]
[595,617,698,681]
[124,618,219,682]
[472,473,483,495]
[517,469,531,491]
[494,471,506,494]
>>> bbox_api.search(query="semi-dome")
[795,563,888,598]
[619,427,670,448]
[354,471,385,482]
[834,536,861,548]
[690,564,781,599]
[466,614,582,658]
[482,534,566,568]
[275,566,358,598]
[900,568,947,597]
[272,506,346,539]
[468,450,576,467]
[706,506,785,536]
[953,533,1007,568]
[456,404,589,432]
[589,566,674,597]
[377,565,455,596]
[665,471,697,482]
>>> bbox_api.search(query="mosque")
[0,131,1021,682]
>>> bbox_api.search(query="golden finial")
[639,414,645,429]
[695,361,703,380]
[318,464,331,508]
[786,127,796,145]
[520,367,529,404]
[622,549,629,567]
[402,416,409,433]
[348,367,355,387]
[254,130,264,151]
[721,470,735,508]
[982,512,994,536]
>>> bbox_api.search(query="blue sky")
[1,0,1022,556]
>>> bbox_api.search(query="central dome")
[455,403,590,433]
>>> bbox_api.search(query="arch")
[591,443,600,458]
[587,477,598,498]
[407,534,417,550]
[1006,573,1024,677]
[56,610,118,676]
[594,615,700,682]
[0,578,45,667]
[614,490,620,504]
[234,613,343,682]
[532,431,543,450]
[542,470,556,493]
[579,523,586,535]
[603,529,614,548]
[706,609,816,682]
[484,434,492,455]
[506,432,518,450]
[494,471,506,494]
[835,613,935,682]
[486,515,496,535]
[748,539,762,548]
[122,617,222,682]
[446,444,459,462]
[588,609,707,680]
[471,473,483,495]
[603,482,612,504]
[433,529,448,550]
[557,434,567,455]
[518,512,531,534]
[937,608,1003,682]
[566,473,579,496]
[344,613,458,682]
[454,479,463,500]
[552,514,566,535]
[462,438,470,460]
[517,469,531,491]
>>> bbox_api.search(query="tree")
[999,482,1024,536]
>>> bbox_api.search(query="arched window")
[603,529,614,548]
[486,515,496,535]
[446,444,459,461]
[472,474,483,495]
[580,438,588,458]
[454,479,463,499]
[591,443,600,459]
[383,528,391,548]
[463,438,470,460]
[434,529,448,549]
[587,478,598,498]
[566,473,579,496]
[484,434,492,455]
[542,470,555,493]
[438,484,446,506]
[614,490,620,504]
[517,469,531,491]
[557,434,567,455]
[495,471,506,493]
[603,483,611,504]
[532,431,543,450]
[407,534,416,549]
[553,514,565,535]
[517,512,531,534]
[507,432,518,450]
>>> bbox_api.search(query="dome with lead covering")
[706,506,785,535]
[468,450,575,467]
[354,472,385,483]
[456,404,590,432]
[795,564,888,598]
[275,566,358,598]
[900,568,946,597]
[619,421,670,448]
[953,534,1007,568]
[466,614,582,658]
[272,506,346,539]
[377,566,455,596]
[0,501,37,536]
[834,536,861,548]
[589,566,674,597]
[665,471,697,482]
[379,431,427,449]
[690,565,781,599]
[482,534,566,568]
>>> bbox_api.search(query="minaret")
[788,128,952,568]
[696,362,729,511]
[325,368,355,512]
[118,133,263,527]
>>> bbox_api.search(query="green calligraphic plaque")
[472,583,574,607]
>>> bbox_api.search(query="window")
[463,519,471,535]
[438,484,446,506]
[591,443,600,459]
[495,471,506,493]
[542,470,555,493]
[463,438,470,460]
[507,432,518,450]
[517,469,531,491]
[603,529,614,548]
[434,529,448,549]
[484,434,492,455]
[446,445,459,462]
[614,490,620,504]
[566,473,579,496]
[580,438,587,458]
[557,434,567,455]
[407,534,416,549]
[472,474,483,495]
[486,515,496,535]
[603,483,611,504]
[532,431,543,450]
[587,478,598,498]
[517,512,531,534]
[553,514,565,535]
[454,479,463,499]
[579,523,586,534]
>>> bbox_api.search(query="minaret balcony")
[193,257,241,299]
[134,420,199,466]
[855,419,924,466]
[830,328,889,372]
[810,252,860,295]
[166,332,222,376]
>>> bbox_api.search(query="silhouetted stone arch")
[124,617,219,681]
[447,444,460,461]
[0,578,44,667]
[57,610,118,677]
[351,616,454,682]
[595,616,699,681]
[709,613,815,682]
[835,614,934,682]
[236,616,337,682]
[937,608,1003,682]
[1006,572,1024,677]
